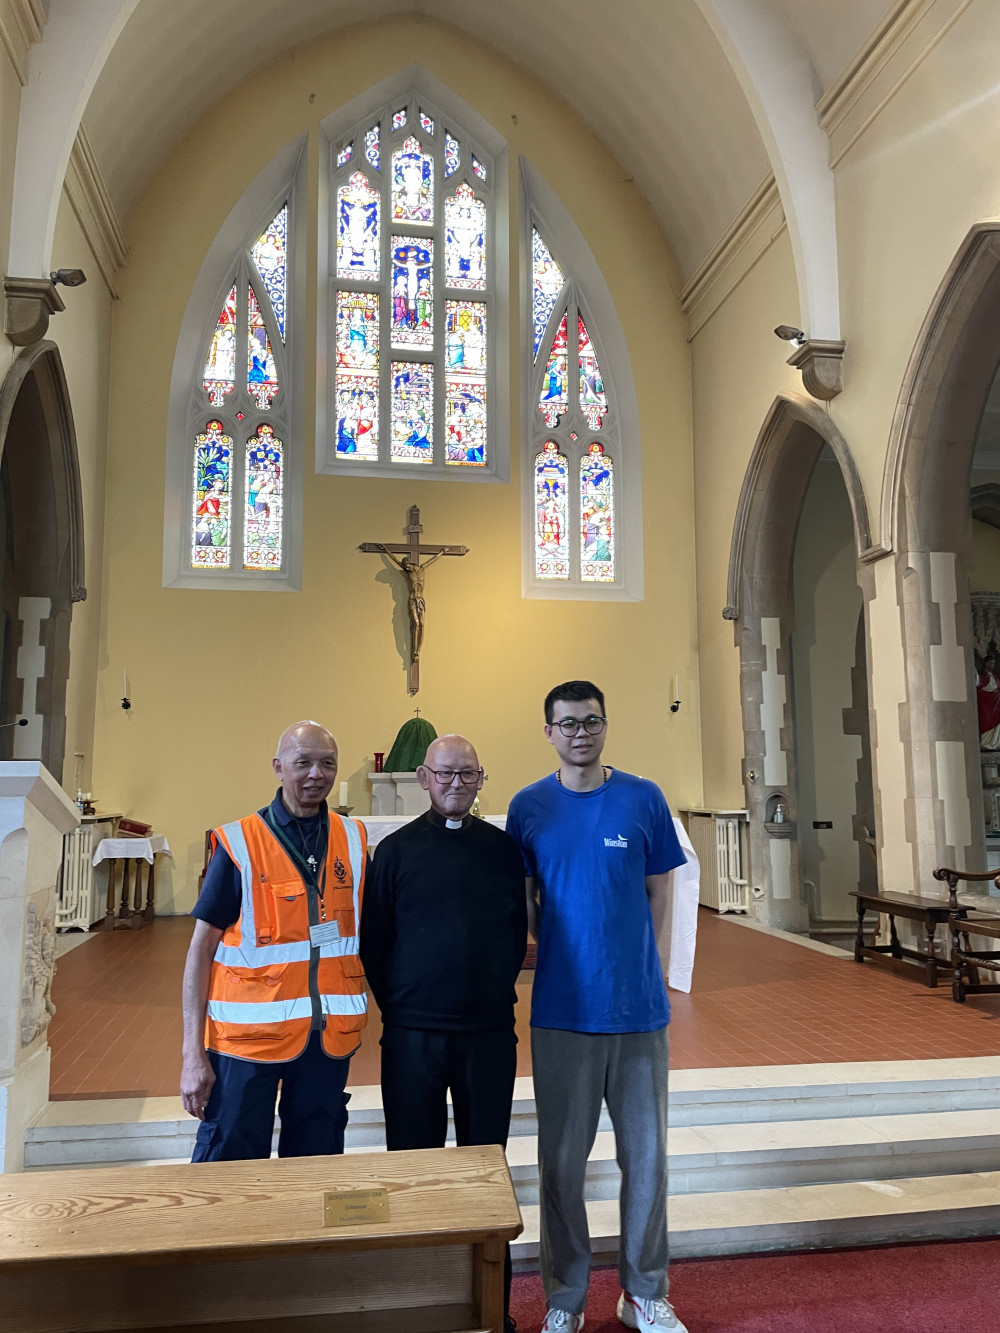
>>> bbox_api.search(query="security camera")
[774,325,807,347]
[49,269,87,288]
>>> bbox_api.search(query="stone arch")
[0,341,86,782]
[725,391,872,927]
[876,224,1000,889]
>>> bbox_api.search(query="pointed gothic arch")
[0,341,86,781]
[876,223,1000,889]
[725,391,872,926]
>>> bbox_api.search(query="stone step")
[26,1059,1000,1169]
[512,1169,1000,1263]
[505,1107,1000,1204]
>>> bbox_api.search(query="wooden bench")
[0,1144,521,1333]
[849,886,973,986]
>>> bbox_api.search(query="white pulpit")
[367,772,431,817]
[0,762,79,1173]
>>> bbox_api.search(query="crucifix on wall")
[359,505,468,694]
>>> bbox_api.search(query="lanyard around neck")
[264,806,329,903]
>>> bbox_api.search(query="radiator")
[57,819,114,931]
[686,811,748,913]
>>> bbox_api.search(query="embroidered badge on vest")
[333,856,348,883]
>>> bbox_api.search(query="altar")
[359,814,700,993]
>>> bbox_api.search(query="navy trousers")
[192,1031,351,1161]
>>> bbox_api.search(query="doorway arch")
[725,391,874,927]
[880,224,1000,888]
[0,340,86,782]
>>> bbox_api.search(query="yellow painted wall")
[970,520,1000,594]
[93,17,701,913]
[52,196,113,796]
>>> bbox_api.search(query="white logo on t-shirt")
[603,833,628,848]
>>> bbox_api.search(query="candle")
[673,674,679,703]
[339,781,349,807]
[122,668,127,696]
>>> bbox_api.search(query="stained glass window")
[471,156,486,181]
[247,288,280,410]
[391,239,433,349]
[337,143,353,167]
[580,442,614,581]
[392,136,433,223]
[244,424,283,570]
[251,208,287,341]
[365,123,380,170]
[531,230,563,359]
[445,300,487,466]
[445,183,486,290]
[445,133,460,177]
[391,362,433,463]
[530,230,620,590]
[204,286,237,404]
[337,171,380,280]
[328,98,493,472]
[192,421,232,567]
[335,290,379,459]
[539,313,568,426]
[535,442,569,579]
[578,316,607,430]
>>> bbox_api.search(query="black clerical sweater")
[360,811,527,1032]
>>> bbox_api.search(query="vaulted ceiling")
[79,0,896,282]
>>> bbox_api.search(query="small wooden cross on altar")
[359,505,469,694]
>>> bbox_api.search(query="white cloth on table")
[359,812,700,994]
[92,834,172,867]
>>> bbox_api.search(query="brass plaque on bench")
[323,1187,389,1226]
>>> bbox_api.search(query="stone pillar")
[0,762,78,1173]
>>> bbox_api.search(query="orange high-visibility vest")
[204,810,368,1062]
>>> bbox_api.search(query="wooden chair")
[935,865,1000,1002]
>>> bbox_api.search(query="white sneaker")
[617,1291,689,1332]
[540,1309,585,1332]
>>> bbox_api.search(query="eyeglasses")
[424,767,482,785]
[550,714,607,737]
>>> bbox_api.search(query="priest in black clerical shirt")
[360,733,526,1332]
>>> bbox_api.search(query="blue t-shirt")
[506,769,685,1034]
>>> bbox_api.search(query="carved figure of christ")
[359,505,468,693]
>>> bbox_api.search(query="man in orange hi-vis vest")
[180,720,368,1160]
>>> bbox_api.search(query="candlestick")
[339,780,349,807]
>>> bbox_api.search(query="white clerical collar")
[445,818,463,830]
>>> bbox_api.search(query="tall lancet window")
[191,205,290,573]
[530,227,620,588]
[325,95,498,476]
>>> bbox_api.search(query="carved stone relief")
[20,899,56,1047]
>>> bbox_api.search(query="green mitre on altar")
[383,716,437,772]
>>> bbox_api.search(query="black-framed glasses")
[550,714,607,737]
[424,767,483,785]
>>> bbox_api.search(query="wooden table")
[0,1145,521,1332]
[90,834,171,932]
[850,889,970,987]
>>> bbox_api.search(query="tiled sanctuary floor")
[47,910,1000,1101]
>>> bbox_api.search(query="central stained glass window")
[332,97,492,469]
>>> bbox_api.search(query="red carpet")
[510,1239,1000,1331]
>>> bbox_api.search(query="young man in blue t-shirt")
[506,681,690,1333]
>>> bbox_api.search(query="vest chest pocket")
[326,884,356,938]
[263,879,306,943]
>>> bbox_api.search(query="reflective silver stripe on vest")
[212,813,365,971]
[213,819,257,968]
[206,992,368,1024]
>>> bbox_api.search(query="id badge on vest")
[309,919,341,947]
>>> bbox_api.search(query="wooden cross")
[359,505,469,694]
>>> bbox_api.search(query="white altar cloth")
[92,834,172,866]
[359,814,700,994]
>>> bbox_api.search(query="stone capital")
[3,276,65,347]
[786,339,846,401]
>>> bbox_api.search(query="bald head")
[418,734,483,820]
[273,720,339,817]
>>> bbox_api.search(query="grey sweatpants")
[531,1026,670,1316]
